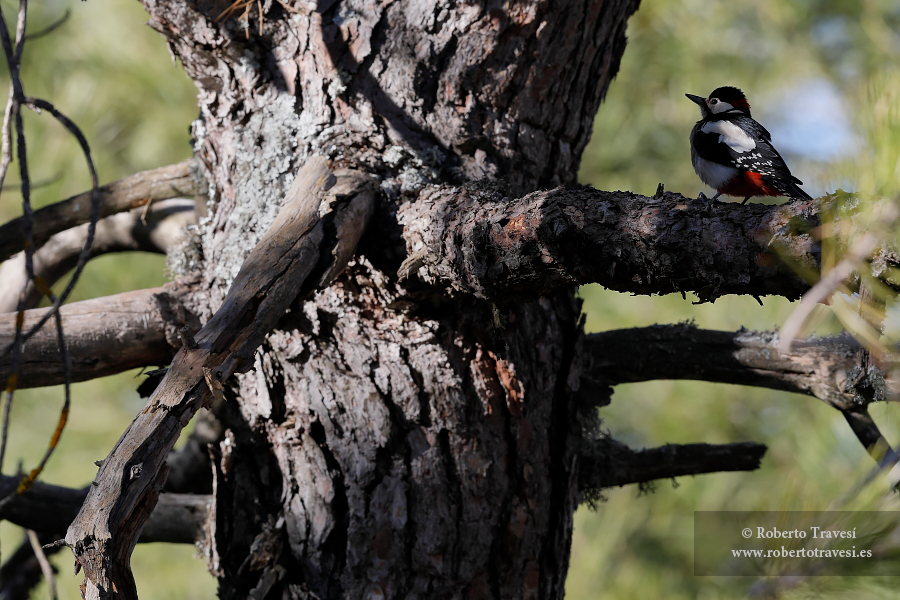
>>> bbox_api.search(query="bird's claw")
[697,192,717,213]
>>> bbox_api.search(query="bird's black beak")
[685,93,706,107]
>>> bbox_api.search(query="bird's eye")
[710,99,718,105]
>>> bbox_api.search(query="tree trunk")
[141,0,638,597]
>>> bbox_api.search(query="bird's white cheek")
[709,100,734,114]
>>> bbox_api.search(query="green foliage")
[1,0,898,597]
[0,2,213,598]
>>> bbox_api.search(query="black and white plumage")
[686,86,812,204]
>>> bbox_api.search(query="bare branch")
[0,475,208,544]
[0,198,196,311]
[0,530,59,600]
[25,529,57,600]
[399,185,894,302]
[0,280,197,388]
[0,160,200,262]
[579,324,891,411]
[841,408,898,465]
[23,8,69,41]
[66,158,375,598]
[580,438,767,490]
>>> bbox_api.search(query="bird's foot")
[697,192,717,213]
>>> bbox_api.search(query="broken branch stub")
[65,156,374,599]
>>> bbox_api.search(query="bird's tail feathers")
[769,177,813,201]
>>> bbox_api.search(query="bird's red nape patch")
[730,98,751,111]
[719,171,780,198]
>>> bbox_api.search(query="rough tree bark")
[4,0,880,598]
[120,0,639,598]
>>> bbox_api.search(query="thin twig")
[0,88,14,197]
[217,0,253,21]
[6,97,100,356]
[778,232,880,352]
[26,529,58,600]
[139,196,152,224]
[13,0,26,61]
[0,169,62,191]
[23,8,69,42]
[275,0,303,14]
[257,0,263,35]
[0,308,71,502]
[831,408,900,506]
[0,0,30,506]
[0,2,95,534]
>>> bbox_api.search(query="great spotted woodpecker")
[686,87,811,204]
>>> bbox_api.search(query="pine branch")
[399,185,897,302]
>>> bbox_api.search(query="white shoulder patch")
[700,120,756,153]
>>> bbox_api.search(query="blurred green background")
[0,0,898,598]
[573,0,900,599]
[0,1,210,598]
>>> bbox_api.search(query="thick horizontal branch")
[581,439,767,490]
[0,475,208,544]
[0,279,196,388]
[580,324,889,411]
[0,160,200,262]
[400,185,831,301]
[0,198,196,311]
[66,158,375,598]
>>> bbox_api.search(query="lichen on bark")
[137,0,640,597]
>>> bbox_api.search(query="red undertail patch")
[720,171,780,198]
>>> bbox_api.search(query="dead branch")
[25,529,57,600]
[0,0,97,508]
[0,198,195,311]
[580,438,767,490]
[0,280,197,388]
[579,323,891,411]
[399,185,894,302]
[0,160,200,262]
[0,475,208,544]
[841,408,898,465]
[65,157,375,599]
[0,529,59,600]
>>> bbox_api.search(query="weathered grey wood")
[580,324,892,410]
[0,160,200,262]
[0,198,196,311]
[0,280,196,388]
[65,157,373,599]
